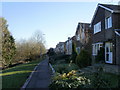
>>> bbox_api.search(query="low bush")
[64,55,71,63]
[48,54,71,64]
[76,49,91,68]
[53,63,79,74]
[53,59,66,65]
[54,54,70,61]
[49,70,91,89]
[89,67,111,88]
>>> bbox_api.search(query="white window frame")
[92,42,103,56]
[105,42,113,63]
[76,34,80,41]
[105,16,112,29]
[94,22,101,34]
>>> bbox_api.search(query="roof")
[99,4,120,12]
[91,3,120,24]
[75,22,90,35]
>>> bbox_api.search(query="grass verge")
[1,58,43,89]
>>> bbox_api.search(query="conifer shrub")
[71,43,77,63]
[95,47,105,63]
[1,18,16,67]
[76,49,91,68]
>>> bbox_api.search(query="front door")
[105,42,113,64]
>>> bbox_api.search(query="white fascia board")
[115,31,120,36]
[99,4,113,13]
[91,4,113,24]
[91,5,99,24]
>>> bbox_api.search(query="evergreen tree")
[0,18,16,67]
[76,49,91,68]
[95,47,105,63]
[71,42,77,63]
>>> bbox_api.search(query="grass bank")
[1,58,44,89]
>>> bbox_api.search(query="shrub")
[1,18,16,67]
[53,63,79,74]
[64,55,71,63]
[76,49,91,68]
[49,70,91,89]
[47,48,56,56]
[90,67,111,88]
[54,54,69,60]
[71,43,77,63]
[95,47,105,63]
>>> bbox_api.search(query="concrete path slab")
[22,58,52,89]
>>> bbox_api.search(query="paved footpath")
[24,58,52,89]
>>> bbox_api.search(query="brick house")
[64,36,76,55]
[75,22,92,54]
[91,3,120,66]
[55,42,65,54]
[65,37,72,55]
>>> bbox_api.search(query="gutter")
[115,30,120,36]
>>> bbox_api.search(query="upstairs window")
[94,22,101,34]
[76,34,80,41]
[105,16,112,29]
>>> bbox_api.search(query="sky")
[1,0,119,49]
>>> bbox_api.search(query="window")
[94,22,101,34]
[92,43,103,55]
[76,34,80,41]
[105,16,112,29]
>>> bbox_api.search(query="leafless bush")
[14,30,46,63]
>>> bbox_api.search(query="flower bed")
[49,70,91,89]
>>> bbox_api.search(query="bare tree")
[30,30,46,55]
[31,30,46,44]
[14,30,46,63]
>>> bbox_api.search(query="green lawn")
[1,58,43,89]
